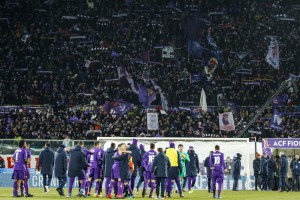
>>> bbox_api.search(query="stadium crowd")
[0,0,299,139]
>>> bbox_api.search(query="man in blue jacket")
[290,154,300,191]
[267,155,276,191]
[260,154,268,191]
[204,151,213,193]
[279,152,291,192]
[54,144,68,196]
[232,153,242,191]
[103,143,116,196]
[67,141,90,198]
[38,143,55,193]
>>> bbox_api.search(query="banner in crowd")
[103,100,133,117]
[269,109,284,130]
[219,112,235,131]
[199,88,207,112]
[190,74,203,83]
[265,38,279,69]
[147,112,159,130]
[262,138,300,156]
[162,46,175,59]
[117,67,139,94]
[222,101,239,116]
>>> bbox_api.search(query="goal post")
[97,137,259,190]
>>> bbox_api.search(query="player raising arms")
[210,145,226,199]
[12,140,28,197]
[142,143,157,198]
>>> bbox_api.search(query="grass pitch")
[0,188,299,200]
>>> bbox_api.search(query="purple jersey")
[112,151,121,179]
[142,149,157,171]
[209,151,225,173]
[25,149,31,170]
[90,147,102,169]
[12,148,27,172]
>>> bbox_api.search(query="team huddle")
[11,139,226,199]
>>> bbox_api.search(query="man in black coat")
[260,153,268,191]
[204,151,213,193]
[232,153,242,191]
[290,154,300,191]
[186,146,200,194]
[54,144,68,196]
[67,141,90,198]
[267,155,276,191]
[38,142,54,193]
[103,142,116,196]
[253,153,261,191]
[151,147,170,199]
[128,139,141,190]
[279,152,291,192]
[136,144,146,192]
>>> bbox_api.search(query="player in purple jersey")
[20,143,34,197]
[209,145,227,199]
[107,143,131,199]
[86,141,103,197]
[81,146,92,196]
[142,143,157,198]
[12,140,28,197]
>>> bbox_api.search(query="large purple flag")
[103,100,133,117]
[272,96,284,107]
[138,84,156,107]
[270,109,284,130]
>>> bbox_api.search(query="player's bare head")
[119,143,127,151]
[150,143,155,149]
[157,148,163,153]
[111,143,116,149]
[45,142,51,147]
[19,140,26,148]
[215,145,220,151]
[78,141,84,147]
[178,144,183,151]
[95,141,101,147]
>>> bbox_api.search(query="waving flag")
[265,38,279,69]
[103,100,133,117]
[270,109,284,130]
[200,88,207,112]
[219,112,235,131]
[117,67,139,94]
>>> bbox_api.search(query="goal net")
[97,137,259,190]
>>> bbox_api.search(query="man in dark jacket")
[67,141,90,198]
[253,153,261,191]
[267,155,276,191]
[103,143,116,196]
[151,147,170,199]
[136,144,146,192]
[290,154,300,191]
[128,139,141,190]
[279,152,291,192]
[54,144,68,196]
[260,154,268,191]
[186,146,200,194]
[204,151,213,193]
[38,142,54,193]
[232,153,242,191]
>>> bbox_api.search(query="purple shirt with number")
[90,147,101,169]
[209,150,225,173]
[142,149,157,172]
[13,148,27,172]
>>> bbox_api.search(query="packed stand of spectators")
[0,0,299,139]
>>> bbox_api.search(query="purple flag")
[111,51,120,57]
[273,96,284,107]
[103,100,133,117]
[270,109,284,130]
[223,101,239,116]
[138,84,156,107]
